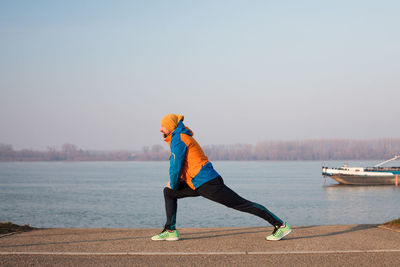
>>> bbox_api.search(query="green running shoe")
[151,229,179,241]
[266,222,292,241]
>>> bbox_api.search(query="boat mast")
[374,155,400,167]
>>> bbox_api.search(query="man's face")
[160,125,171,138]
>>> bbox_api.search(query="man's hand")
[166,181,171,189]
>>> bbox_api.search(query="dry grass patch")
[0,222,34,234]
[382,218,400,229]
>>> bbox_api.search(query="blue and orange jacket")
[164,121,219,190]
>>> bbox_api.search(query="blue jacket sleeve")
[169,135,187,190]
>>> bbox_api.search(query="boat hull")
[325,174,396,185]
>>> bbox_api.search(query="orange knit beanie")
[161,114,184,132]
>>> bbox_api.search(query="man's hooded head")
[161,114,184,133]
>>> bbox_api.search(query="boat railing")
[374,155,400,167]
[365,167,400,172]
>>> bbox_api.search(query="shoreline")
[2,221,399,236]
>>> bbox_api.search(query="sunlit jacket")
[164,121,219,190]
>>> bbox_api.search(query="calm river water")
[0,161,398,228]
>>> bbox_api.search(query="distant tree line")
[0,143,169,162]
[0,138,399,161]
[204,139,400,160]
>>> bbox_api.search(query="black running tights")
[162,176,283,230]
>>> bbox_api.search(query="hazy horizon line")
[2,137,400,152]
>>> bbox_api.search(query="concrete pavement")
[1,224,399,266]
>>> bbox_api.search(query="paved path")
[1,225,399,266]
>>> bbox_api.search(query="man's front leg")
[163,187,178,230]
[163,183,200,230]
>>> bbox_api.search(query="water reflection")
[324,184,399,190]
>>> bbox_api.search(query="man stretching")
[151,114,291,241]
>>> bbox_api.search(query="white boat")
[322,155,400,185]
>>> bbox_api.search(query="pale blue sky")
[1,0,399,150]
